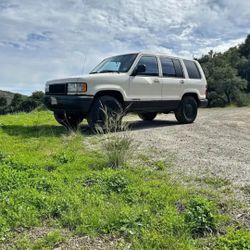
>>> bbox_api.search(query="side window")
[172,59,184,78]
[137,56,159,76]
[160,58,176,77]
[183,60,201,79]
[160,58,184,78]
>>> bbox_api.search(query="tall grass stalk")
[96,106,136,168]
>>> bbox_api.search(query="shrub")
[184,197,216,237]
[235,93,250,107]
[207,91,226,107]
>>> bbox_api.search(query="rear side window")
[137,56,159,76]
[160,57,184,78]
[183,60,201,79]
[173,59,184,78]
[160,58,175,77]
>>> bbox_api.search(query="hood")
[46,72,127,85]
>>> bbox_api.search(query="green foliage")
[199,33,250,106]
[0,91,45,114]
[0,96,7,107]
[32,231,65,249]
[184,197,216,237]
[239,34,250,58]
[216,228,250,250]
[107,173,129,193]
[13,231,65,250]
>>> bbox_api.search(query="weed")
[31,230,65,249]
[185,197,216,237]
[107,173,129,193]
[102,133,135,168]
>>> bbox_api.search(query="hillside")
[0,90,43,115]
[0,90,16,106]
[0,111,249,249]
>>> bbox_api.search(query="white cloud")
[0,0,249,94]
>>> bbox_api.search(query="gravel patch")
[126,107,250,203]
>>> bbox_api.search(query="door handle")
[154,79,160,83]
[180,80,185,84]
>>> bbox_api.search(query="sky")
[0,0,250,95]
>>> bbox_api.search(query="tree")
[10,94,24,110]
[31,91,44,102]
[239,34,250,58]
[19,98,38,112]
[0,97,7,107]
[199,51,248,106]
[208,65,247,104]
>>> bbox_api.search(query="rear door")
[160,57,186,101]
[129,55,161,100]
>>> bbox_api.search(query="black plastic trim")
[44,95,94,115]
[124,100,180,113]
[199,99,208,108]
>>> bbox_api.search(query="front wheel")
[175,96,197,124]
[54,112,83,130]
[87,95,123,132]
[138,112,157,121]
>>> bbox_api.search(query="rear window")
[183,60,201,79]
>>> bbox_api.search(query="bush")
[235,93,250,107]
[207,91,226,107]
[184,197,216,237]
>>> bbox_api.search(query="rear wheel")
[87,95,123,132]
[175,96,197,124]
[138,112,157,121]
[54,112,83,130]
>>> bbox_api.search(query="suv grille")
[48,84,67,95]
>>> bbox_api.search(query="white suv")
[44,52,207,130]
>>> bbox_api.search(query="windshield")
[90,53,138,74]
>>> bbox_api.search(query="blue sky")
[0,0,249,95]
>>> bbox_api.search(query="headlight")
[67,83,87,95]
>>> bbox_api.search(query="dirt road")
[127,107,250,200]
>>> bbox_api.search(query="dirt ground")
[127,107,250,203]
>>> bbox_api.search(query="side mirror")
[132,64,146,76]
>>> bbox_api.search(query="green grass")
[0,111,249,249]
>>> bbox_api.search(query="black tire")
[175,96,198,124]
[138,112,157,121]
[87,95,123,132]
[54,112,83,130]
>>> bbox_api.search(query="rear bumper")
[199,99,208,108]
[44,95,94,115]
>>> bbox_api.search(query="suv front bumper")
[44,95,94,115]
